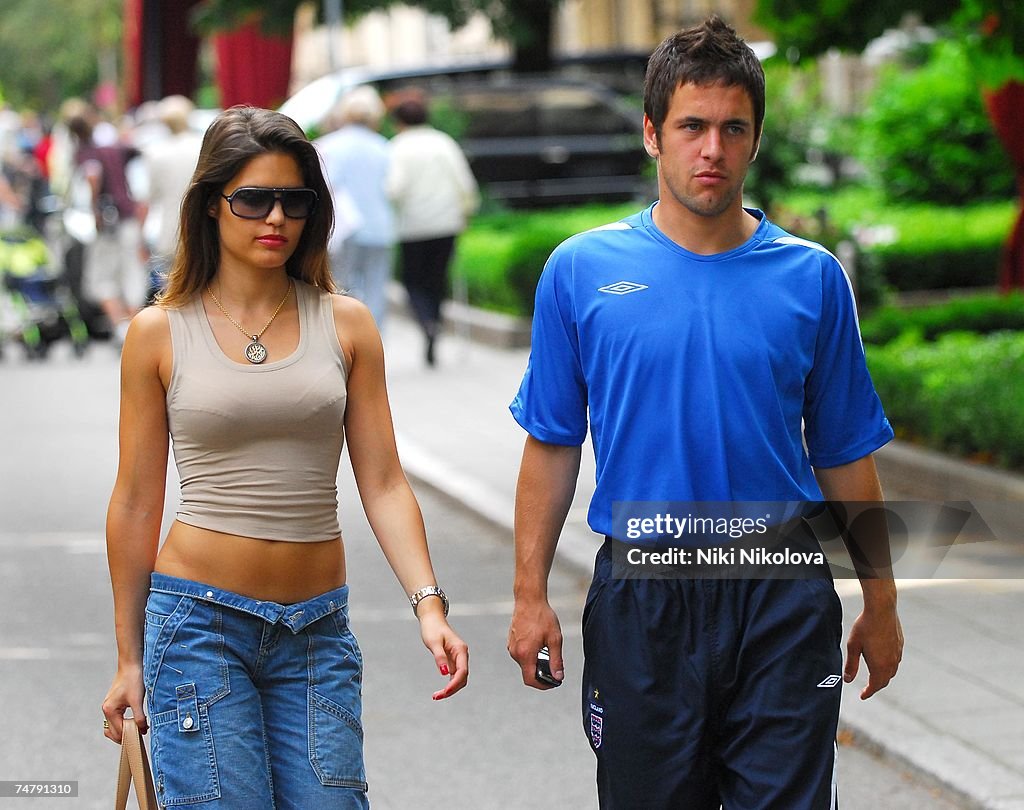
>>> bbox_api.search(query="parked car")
[281,63,653,206]
[434,77,649,206]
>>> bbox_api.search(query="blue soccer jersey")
[510,204,894,538]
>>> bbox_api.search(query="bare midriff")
[155,521,347,604]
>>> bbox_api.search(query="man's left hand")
[844,603,903,699]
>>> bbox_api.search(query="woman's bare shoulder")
[122,305,174,378]
[330,291,378,337]
[329,291,382,371]
[131,303,171,331]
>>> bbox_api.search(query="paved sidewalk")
[383,312,1024,810]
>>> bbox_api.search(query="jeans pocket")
[145,598,230,705]
[330,611,364,669]
[150,685,220,806]
[145,591,183,624]
[308,689,368,790]
[143,595,193,693]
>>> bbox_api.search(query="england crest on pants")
[590,712,604,749]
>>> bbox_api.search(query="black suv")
[432,77,650,206]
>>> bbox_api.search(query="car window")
[456,91,539,138]
[537,87,636,137]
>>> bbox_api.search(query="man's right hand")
[508,598,564,689]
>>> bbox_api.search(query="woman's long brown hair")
[157,106,335,308]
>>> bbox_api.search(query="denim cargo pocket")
[308,688,368,790]
[144,598,229,805]
[150,684,220,806]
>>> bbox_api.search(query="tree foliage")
[193,0,560,70]
[857,40,1015,204]
[753,0,960,60]
[755,0,1024,65]
[0,0,122,112]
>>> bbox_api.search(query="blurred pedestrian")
[100,106,468,808]
[387,95,478,366]
[316,85,395,330]
[507,16,902,809]
[139,95,203,302]
[65,107,144,342]
[0,170,22,228]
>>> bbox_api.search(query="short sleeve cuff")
[808,421,895,469]
[509,403,586,447]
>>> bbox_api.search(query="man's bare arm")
[815,454,903,699]
[508,436,582,689]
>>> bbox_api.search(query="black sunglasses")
[221,187,319,219]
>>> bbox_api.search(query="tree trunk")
[984,81,1024,291]
[510,0,555,73]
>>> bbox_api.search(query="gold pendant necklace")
[207,280,293,364]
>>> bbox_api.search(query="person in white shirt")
[316,86,395,331]
[139,95,203,302]
[387,95,479,366]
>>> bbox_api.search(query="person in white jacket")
[387,95,479,366]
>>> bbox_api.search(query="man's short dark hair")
[643,15,765,144]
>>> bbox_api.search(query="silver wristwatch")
[409,585,449,617]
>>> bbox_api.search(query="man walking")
[508,16,902,809]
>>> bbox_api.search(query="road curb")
[875,441,1024,504]
[837,721,990,810]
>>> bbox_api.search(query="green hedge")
[867,332,1024,470]
[781,188,1016,294]
[451,193,1017,317]
[860,292,1024,345]
[452,203,639,314]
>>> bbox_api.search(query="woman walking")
[100,106,468,809]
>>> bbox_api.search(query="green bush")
[781,188,1016,293]
[867,331,1024,469]
[745,60,825,211]
[857,39,1015,204]
[452,204,639,314]
[451,193,1017,317]
[860,291,1024,345]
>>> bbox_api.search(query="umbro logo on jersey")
[817,675,842,688]
[598,281,649,295]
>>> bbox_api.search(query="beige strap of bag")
[115,717,159,810]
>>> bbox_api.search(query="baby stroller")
[0,227,89,359]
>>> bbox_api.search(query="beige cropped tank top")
[165,280,348,541]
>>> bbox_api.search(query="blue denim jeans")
[143,573,370,809]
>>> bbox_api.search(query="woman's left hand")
[417,606,469,700]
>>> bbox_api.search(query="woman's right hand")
[101,664,148,744]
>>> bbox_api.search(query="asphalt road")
[0,343,966,808]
